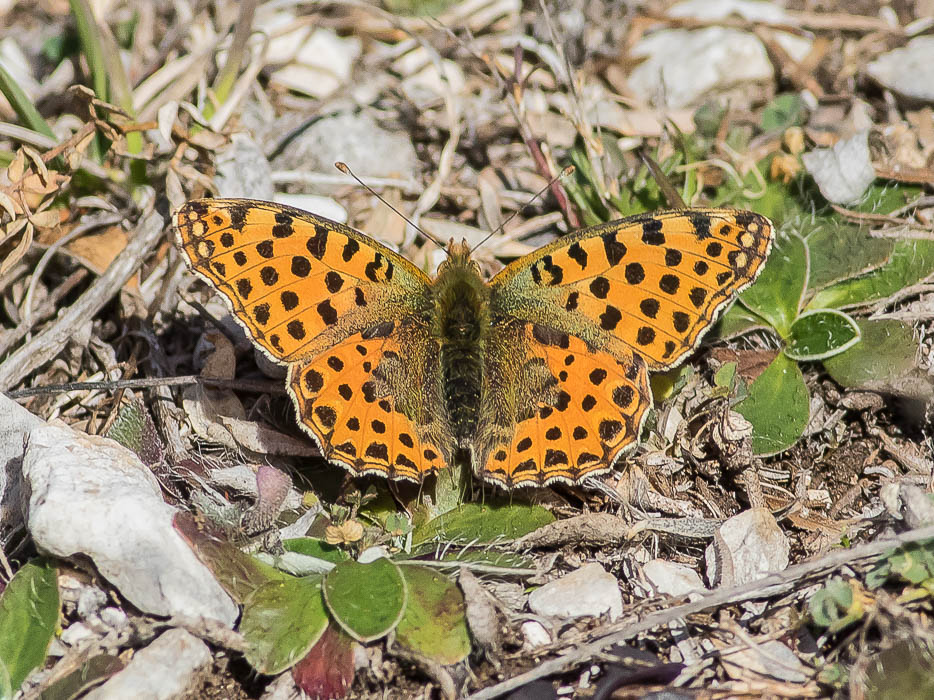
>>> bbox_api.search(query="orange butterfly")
[175,200,772,488]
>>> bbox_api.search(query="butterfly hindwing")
[478,323,651,488]
[175,199,432,363]
[288,324,447,481]
[490,209,773,370]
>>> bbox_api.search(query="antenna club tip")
[561,165,575,177]
[335,162,349,173]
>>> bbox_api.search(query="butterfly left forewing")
[174,198,431,363]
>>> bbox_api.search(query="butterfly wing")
[288,320,446,481]
[175,199,447,481]
[491,209,773,370]
[480,209,773,486]
[479,321,651,488]
[174,199,432,363]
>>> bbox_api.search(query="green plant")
[0,560,60,698]
[176,500,552,694]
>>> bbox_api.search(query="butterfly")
[174,199,772,488]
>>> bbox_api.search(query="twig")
[467,523,934,699]
[3,374,282,399]
[0,209,163,391]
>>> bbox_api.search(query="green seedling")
[176,497,552,697]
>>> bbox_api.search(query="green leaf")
[807,577,868,634]
[785,309,861,361]
[713,303,772,340]
[0,63,55,139]
[823,319,923,392]
[0,560,59,693]
[323,558,407,643]
[865,639,934,700]
[104,400,164,466]
[808,578,854,628]
[804,218,894,292]
[736,353,810,456]
[240,574,329,675]
[411,503,555,547]
[173,512,288,603]
[28,654,123,699]
[395,566,471,665]
[808,238,934,309]
[760,93,805,132]
[282,538,350,565]
[69,0,108,101]
[738,232,809,336]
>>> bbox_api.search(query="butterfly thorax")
[431,243,491,455]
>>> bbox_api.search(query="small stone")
[24,424,237,626]
[628,27,773,108]
[271,112,417,186]
[706,508,790,586]
[528,563,623,621]
[802,129,875,204]
[521,620,551,650]
[866,36,934,102]
[214,133,274,200]
[721,639,809,683]
[84,629,211,700]
[60,622,96,648]
[640,559,705,600]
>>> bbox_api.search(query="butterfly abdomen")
[431,252,492,449]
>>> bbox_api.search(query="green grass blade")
[0,62,55,139]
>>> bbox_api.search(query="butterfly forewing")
[490,209,773,370]
[174,199,431,363]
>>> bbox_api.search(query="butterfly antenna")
[469,165,575,255]
[334,162,447,251]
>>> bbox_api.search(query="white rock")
[400,58,467,109]
[267,27,361,99]
[99,607,129,630]
[521,620,551,649]
[76,585,109,619]
[640,559,706,600]
[208,464,303,511]
[528,563,623,621]
[866,36,934,102]
[24,425,237,626]
[670,0,791,22]
[272,112,417,186]
[668,0,812,62]
[628,27,772,108]
[274,194,347,224]
[214,133,274,200]
[705,508,789,586]
[60,622,97,647]
[0,395,44,533]
[802,129,875,204]
[84,629,211,700]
